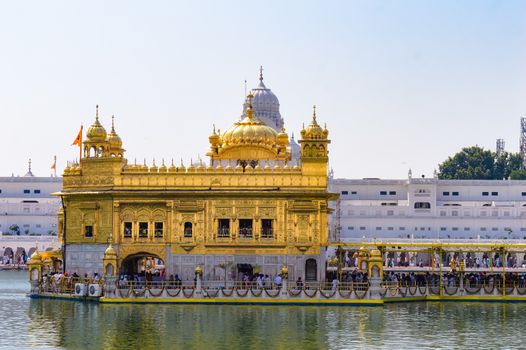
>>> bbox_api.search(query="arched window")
[414,202,431,209]
[184,222,193,237]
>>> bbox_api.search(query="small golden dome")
[150,162,158,173]
[140,159,148,172]
[104,244,117,256]
[29,250,42,261]
[371,249,381,257]
[277,128,289,146]
[178,160,187,173]
[86,105,107,142]
[168,159,177,173]
[209,125,220,146]
[107,116,122,150]
[301,105,328,140]
[159,159,167,173]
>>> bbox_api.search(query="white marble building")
[0,166,61,236]
[329,173,526,241]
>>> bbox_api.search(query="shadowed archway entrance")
[121,253,165,278]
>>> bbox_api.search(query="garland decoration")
[287,288,303,297]
[319,289,337,299]
[464,284,482,295]
[408,285,417,296]
[165,287,182,297]
[483,283,494,294]
[443,285,458,296]
[221,288,234,297]
[250,288,263,297]
[516,284,526,295]
[264,288,281,298]
[148,287,164,297]
[182,287,195,298]
[235,288,249,297]
[303,288,317,298]
[354,289,367,299]
[418,285,427,295]
[338,289,352,298]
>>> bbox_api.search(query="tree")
[438,146,523,180]
[510,169,526,180]
[9,224,20,235]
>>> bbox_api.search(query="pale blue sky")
[1,1,525,179]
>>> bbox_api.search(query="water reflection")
[1,271,525,349]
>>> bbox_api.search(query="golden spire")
[312,105,317,123]
[111,115,116,133]
[95,105,99,123]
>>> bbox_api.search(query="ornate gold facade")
[57,96,336,281]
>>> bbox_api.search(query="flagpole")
[79,125,83,161]
[54,156,57,177]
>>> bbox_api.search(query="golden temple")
[53,88,336,282]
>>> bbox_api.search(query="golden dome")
[370,249,381,257]
[277,128,289,146]
[220,94,278,148]
[86,106,107,142]
[104,244,117,256]
[209,125,220,146]
[159,159,167,173]
[29,250,42,262]
[107,116,122,149]
[168,159,177,173]
[301,105,328,140]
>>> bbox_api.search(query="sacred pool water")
[0,270,522,349]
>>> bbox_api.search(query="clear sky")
[1,0,525,179]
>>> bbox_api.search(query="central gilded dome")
[208,93,290,162]
[221,112,278,147]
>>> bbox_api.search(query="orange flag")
[50,156,56,170]
[72,126,83,146]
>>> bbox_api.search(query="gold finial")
[28,158,32,172]
[313,105,317,121]
[134,158,137,165]
[162,158,165,166]
[152,158,156,166]
[171,158,174,166]
[143,158,146,166]
[259,65,264,82]
[180,158,184,166]
[213,124,216,134]
[95,105,99,122]
[111,115,116,132]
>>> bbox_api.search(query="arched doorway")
[121,253,165,281]
[305,259,317,282]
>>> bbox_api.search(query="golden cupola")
[86,106,107,142]
[83,105,111,158]
[300,105,328,140]
[208,93,291,162]
[106,115,124,157]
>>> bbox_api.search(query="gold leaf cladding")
[236,207,255,217]
[259,207,276,217]
[215,207,233,217]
